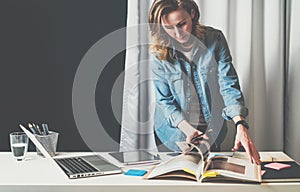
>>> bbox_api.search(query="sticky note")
[264,162,291,170]
[202,170,219,178]
[124,169,147,176]
[183,168,196,176]
[212,153,233,157]
[261,170,266,176]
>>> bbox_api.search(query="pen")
[28,123,37,134]
[37,125,46,135]
[36,125,42,135]
[33,123,42,135]
[191,129,213,142]
[32,123,41,135]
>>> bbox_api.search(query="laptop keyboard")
[55,157,98,174]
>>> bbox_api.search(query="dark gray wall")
[0,0,127,151]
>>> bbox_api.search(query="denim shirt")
[150,27,248,151]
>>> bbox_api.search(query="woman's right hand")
[178,120,208,145]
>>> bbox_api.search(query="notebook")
[19,124,123,179]
[262,161,300,182]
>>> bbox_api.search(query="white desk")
[1,151,300,192]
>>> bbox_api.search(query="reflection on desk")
[1,151,300,192]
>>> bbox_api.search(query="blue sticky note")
[212,152,234,157]
[124,169,147,176]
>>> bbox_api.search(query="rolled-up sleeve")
[215,31,249,120]
[150,55,184,127]
[222,105,248,120]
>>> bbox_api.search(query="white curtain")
[119,0,157,152]
[286,0,300,162]
[120,0,300,161]
[190,0,285,152]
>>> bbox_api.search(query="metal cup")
[35,131,59,157]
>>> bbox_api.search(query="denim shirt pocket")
[199,65,217,75]
[168,72,183,95]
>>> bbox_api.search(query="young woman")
[148,0,261,164]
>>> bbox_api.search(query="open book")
[144,142,261,183]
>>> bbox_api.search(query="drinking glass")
[10,132,29,161]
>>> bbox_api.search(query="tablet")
[108,150,161,165]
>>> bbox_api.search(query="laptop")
[19,124,123,179]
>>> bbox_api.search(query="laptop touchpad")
[83,155,119,171]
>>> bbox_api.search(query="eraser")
[264,162,291,170]
[124,169,147,176]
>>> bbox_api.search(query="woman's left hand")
[232,125,261,165]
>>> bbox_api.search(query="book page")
[176,141,210,160]
[144,153,203,180]
[144,141,211,181]
[201,156,261,182]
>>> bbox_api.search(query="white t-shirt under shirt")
[181,46,207,130]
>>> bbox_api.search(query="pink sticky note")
[261,170,266,176]
[264,162,291,170]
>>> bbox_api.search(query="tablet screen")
[109,150,160,165]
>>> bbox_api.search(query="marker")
[42,124,49,135]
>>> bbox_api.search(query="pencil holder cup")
[35,131,59,157]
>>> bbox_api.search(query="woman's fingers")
[249,142,261,164]
[240,139,261,164]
